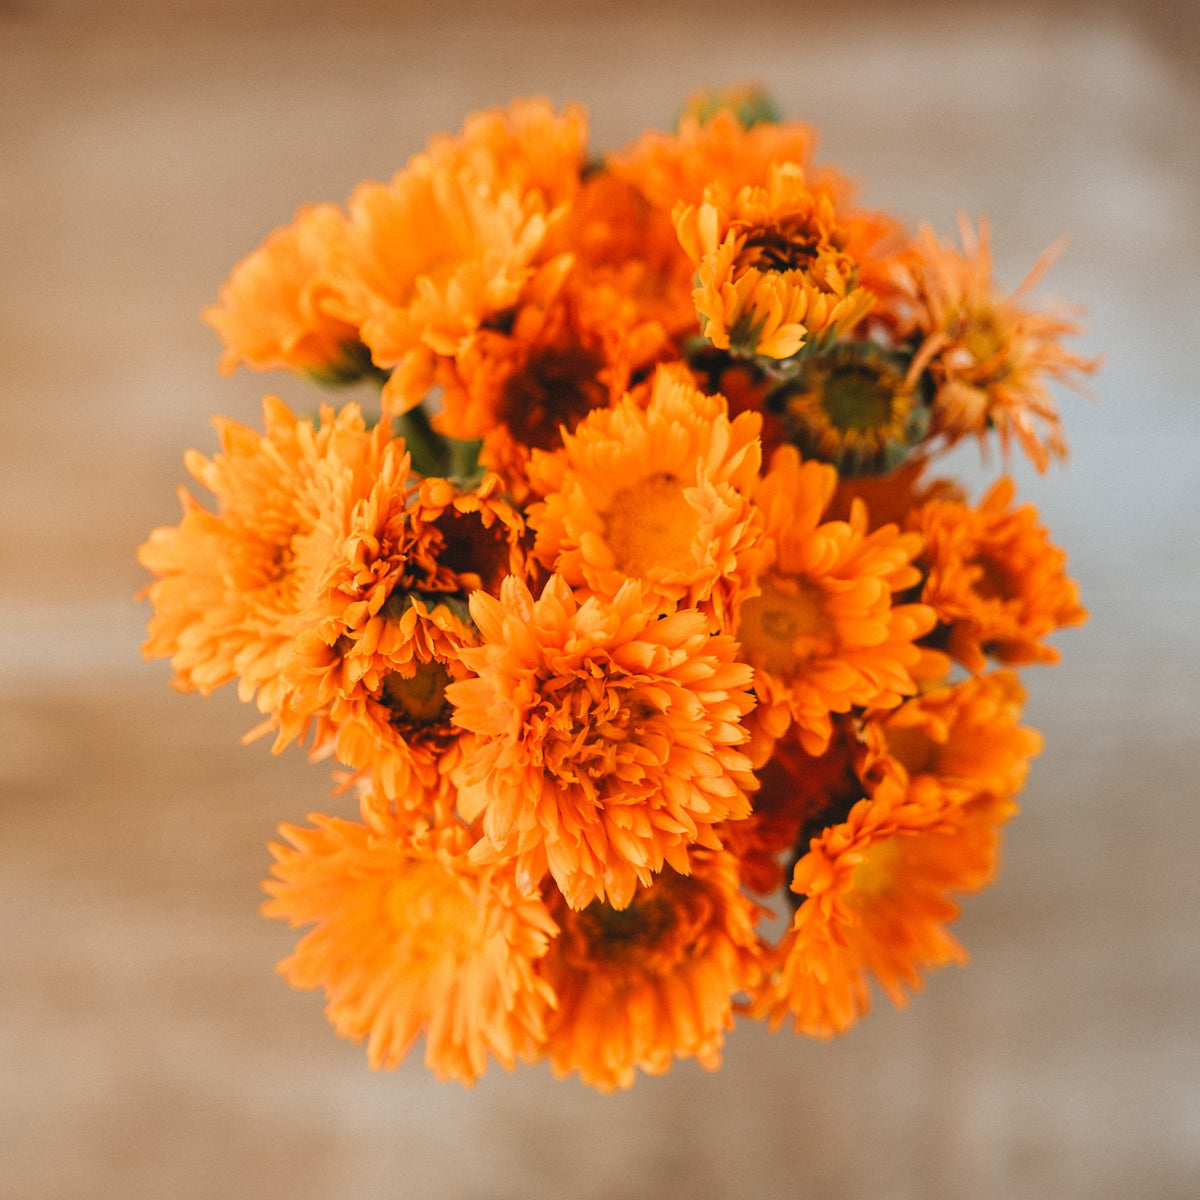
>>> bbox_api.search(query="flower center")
[603,472,699,578]
[381,661,452,728]
[737,576,829,676]
[500,344,607,451]
[386,862,475,952]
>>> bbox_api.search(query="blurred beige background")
[2,2,1198,1197]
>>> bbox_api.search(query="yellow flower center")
[737,576,829,676]
[850,835,904,903]
[604,472,699,578]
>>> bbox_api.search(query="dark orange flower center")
[500,344,607,451]
[603,472,699,578]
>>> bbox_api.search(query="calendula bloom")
[432,271,674,496]
[138,398,377,715]
[272,465,522,803]
[319,159,566,410]
[610,105,820,215]
[420,96,588,210]
[447,574,757,910]
[895,215,1098,471]
[719,716,891,895]
[204,203,367,381]
[877,670,1043,802]
[262,811,557,1084]
[528,367,764,627]
[772,340,926,475]
[757,774,1013,1037]
[537,851,764,1091]
[675,163,876,359]
[735,446,935,756]
[909,476,1087,672]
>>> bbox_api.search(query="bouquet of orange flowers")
[139,89,1093,1091]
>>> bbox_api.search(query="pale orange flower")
[203,203,365,380]
[138,398,376,716]
[735,446,935,755]
[319,159,565,411]
[756,774,1012,1037]
[447,574,757,910]
[877,670,1043,802]
[894,215,1098,471]
[419,96,587,210]
[527,366,765,628]
[610,106,820,215]
[909,477,1087,671]
[537,852,764,1091]
[675,163,876,359]
[262,811,557,1084]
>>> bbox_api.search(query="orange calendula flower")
[528,366,764,627]
[273,465,523,805]
[447,574,757,911]
[538,852,764,1091]
[262,811,557,1084]
[138,398,377,716]
[757,774,1013,1037]
[720,716,893,895]
[895,215,1099,471]
[419,96,588,208]
[675,163,876,359]
[735,446,935,756]
[909,476,1087,672]
[610,106,820,215]
[204,203,367,381]
[877,669,1043,802]
[431,271,674,498]
[319,159,565,411]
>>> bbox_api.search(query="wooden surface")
[2,4,1197,1197]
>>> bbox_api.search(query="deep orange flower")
[735,446,935,755]
[203,203,364,380]
[430,270,675,497]
[909,476,1087,671]
[719,716,892,895]
[447,574,757,910]
[756,774,1013,1037]
[537,851,764,1091]
[138,398,377,715]
[262,811,557,1084]
[877,670,1043,801]
[675,163,875,359]
[894,215,1098,471]
[527,366,765,628]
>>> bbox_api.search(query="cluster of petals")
[675,163,876,359]
[908,476,1087,671]
[446,574,757,910]
[734,445,936,755]
[756,773,1012,1037]
[537,851,765,1091]
[892,215,1099,471]
[527,366,765,627]
[262,810,557,1084]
